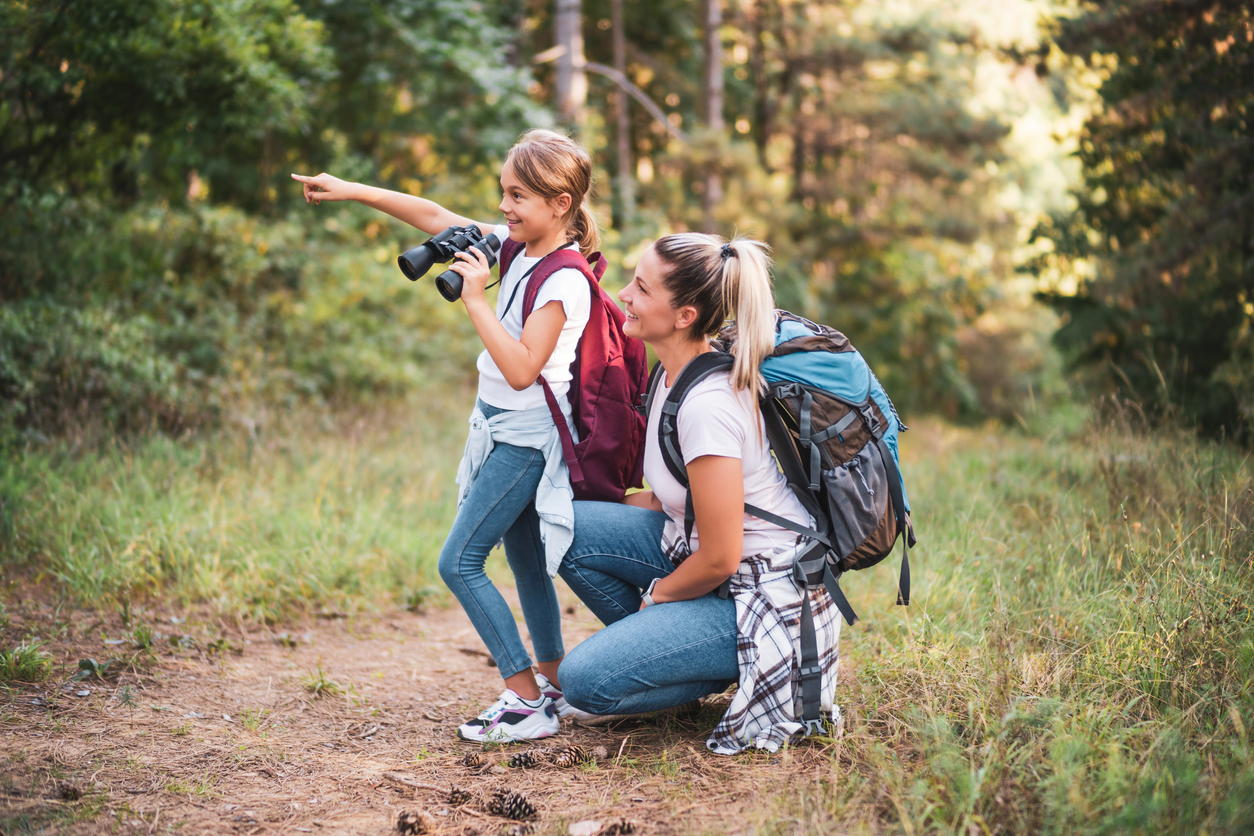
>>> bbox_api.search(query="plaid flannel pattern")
[706,538,843,755]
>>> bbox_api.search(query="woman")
[556,233,843,754]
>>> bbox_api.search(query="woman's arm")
[290,173,494,237]
[645,455,744,605]
[449,248,567,388]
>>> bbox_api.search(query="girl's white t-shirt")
[643,367,810,560]
[475,226,591,433]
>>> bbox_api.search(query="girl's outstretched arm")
[290,173,494,237]
[450,248,567,389]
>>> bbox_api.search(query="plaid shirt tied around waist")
[706,537,843,755]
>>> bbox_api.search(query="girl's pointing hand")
[290,172,356,204]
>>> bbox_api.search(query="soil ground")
[1,581,845,836]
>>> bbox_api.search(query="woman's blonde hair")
[504,129,600,258]
[652,233,776,395]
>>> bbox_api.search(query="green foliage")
[0,200,481,438]
[1031,1,1254,443]
[0,639,53,682]
[581,0,1057,420]
[74,658,121,681]
[0,0,330,206]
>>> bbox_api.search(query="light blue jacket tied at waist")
[454,403,575,576]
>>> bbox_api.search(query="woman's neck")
[654,337,713,387]
[524,226,571,259]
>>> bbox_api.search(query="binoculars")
[397,225,501,302]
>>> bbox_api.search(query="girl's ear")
[549,192,573,217]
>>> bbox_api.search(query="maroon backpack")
[499,239,648,502]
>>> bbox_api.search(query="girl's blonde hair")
[652,233,776,395]
[504,129,600,258]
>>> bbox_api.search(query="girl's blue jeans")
[437,401,564,680]
[556,501,738,715]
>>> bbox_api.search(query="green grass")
[0,639,53,682]
[0,389,472,622]
[2,396,1253,833]
[753,408,1254,835]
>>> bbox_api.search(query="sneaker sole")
[573,700,702,727]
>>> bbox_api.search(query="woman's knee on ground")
[557,646,622,716]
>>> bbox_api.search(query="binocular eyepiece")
[397,225,501,302]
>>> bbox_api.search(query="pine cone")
[551,745,590,768]
[506,748,552,769]
[396,809,435,835]
[486,790,537,821]
[448,786,473,806]
[504,825,536,836]
[601,820,637,835]
[461,752,489,768]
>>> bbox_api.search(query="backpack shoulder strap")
[509,246,601,488]
[498,237,525,279]
[656,352,735,488]
[641,359,666,419]
[520,247,595,324]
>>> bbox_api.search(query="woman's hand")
[448,248,493,309]
[290,172,359,205]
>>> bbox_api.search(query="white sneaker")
[535,672,564,704]
[456,689,559,744]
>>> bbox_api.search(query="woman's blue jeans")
[437,402,564,680]
[556,501,738,715]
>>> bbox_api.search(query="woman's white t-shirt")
[475,225,591,434]
[643,367,810,560]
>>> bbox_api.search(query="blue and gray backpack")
[645,311,916,731]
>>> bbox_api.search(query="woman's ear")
[674,304,701,332]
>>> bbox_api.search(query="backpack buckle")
[802,717,826,737]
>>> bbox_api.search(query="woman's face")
[618,245,689,343]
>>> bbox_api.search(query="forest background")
[3,0,1248,443]
[2,1,1254,835]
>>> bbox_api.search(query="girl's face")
[618,245,693,344]
[498,162,568,245]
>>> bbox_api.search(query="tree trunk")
[611,0,635,229]
[702,0,723,232]
[749,0,771,170]
[555,0,586,125]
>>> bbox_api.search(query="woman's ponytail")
[504,129,601,259]
[721,240,775,395]
[653,233,777,396]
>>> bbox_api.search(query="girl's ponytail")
[653,233,776,396]
[570,201,600,258]
[504,129,601,259]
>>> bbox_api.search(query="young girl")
[292,129,597,743]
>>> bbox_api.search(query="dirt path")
[1,585,843,835]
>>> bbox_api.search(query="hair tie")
[720,243,735,260]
